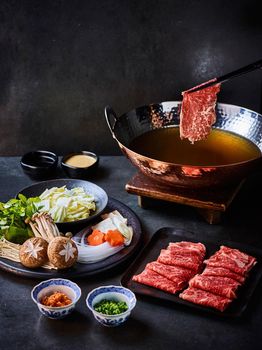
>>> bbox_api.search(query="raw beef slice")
[146,261,195,283]
[179,287,232,312]
[204,245,257,276]
[168,241,206,259]
[158,249,202,272]
[202,266,246,284]
[180,81,221,143]
[189,274,240,299]
[132,268,183,294]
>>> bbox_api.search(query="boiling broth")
[129,127,261,166]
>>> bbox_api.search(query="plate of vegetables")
[0,192,142,279]
[17,179,108,231]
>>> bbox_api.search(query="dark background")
[0,0,261,156]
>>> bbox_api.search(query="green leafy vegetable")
[0,194,40,244]
[5,225,32,243]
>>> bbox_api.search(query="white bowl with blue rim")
[31,278,81,319]
[86,285,136,327]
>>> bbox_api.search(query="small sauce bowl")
[62,151,99,179]
[21,150,58,180]
[31,278,81,319]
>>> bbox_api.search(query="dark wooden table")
[1,156,262,350]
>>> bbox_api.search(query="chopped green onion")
[94,299,128,315]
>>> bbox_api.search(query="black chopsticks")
[187,59,262,93]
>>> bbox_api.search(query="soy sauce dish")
[21,150,58,179]
[62,151,99,179]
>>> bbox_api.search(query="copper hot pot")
[105,102,262,188]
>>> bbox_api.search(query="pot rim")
[113,101,262,169]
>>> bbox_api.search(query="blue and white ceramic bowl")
[31,278,81,319]
[86,285,136,327]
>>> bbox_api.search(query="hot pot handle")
[104,105,118,139]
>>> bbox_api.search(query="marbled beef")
[146,261,195,283]
[132,268,184,294]
[168,241,206,259]
[204,245,257,276]
[180,81,221,143]
[158,249,202,273]
[179,287,232,312]
[188,274,240,299]
[201,266,246,283]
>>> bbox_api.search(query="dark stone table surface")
[1,156,262,350]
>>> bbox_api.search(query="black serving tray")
[121,227,262,317]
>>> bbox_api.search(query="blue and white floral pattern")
[94,314,129,327]
[39,306,73,319]
[31,278,81,319]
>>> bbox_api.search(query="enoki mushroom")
[0,238,20,262]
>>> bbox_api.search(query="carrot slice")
[105,230,124,247]
[87,229,105,246]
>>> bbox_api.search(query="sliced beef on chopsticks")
[179,80,221,143]
[179,287,232,312]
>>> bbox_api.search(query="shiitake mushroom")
[19,237,48,268]
[47,236,78,269]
